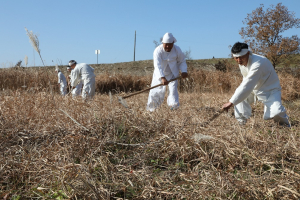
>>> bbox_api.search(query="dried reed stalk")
[24,55,28,67]
[25,27,45,67]
[59,108,89,131]
[1,68,300,199]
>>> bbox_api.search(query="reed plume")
[25,27,45,67]
[25,27,56,102]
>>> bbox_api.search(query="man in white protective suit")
[67,66,83,97]
[146,32,188,111]
[68,60,96,99]
[222,42,290,127]
[55,68,67,96]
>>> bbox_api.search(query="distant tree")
[183,48,192,60]
[15,60,22,68]
[239,3,300,68]
[153,37,163,48]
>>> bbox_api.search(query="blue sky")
[0,0,299,67]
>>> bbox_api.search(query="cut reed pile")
[0,89,299,199]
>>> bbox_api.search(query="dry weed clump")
[0,68,58,93]
[95,73,152,94]
[179,69,241,94]
[278,72,300,101]
[0,89,299,199]
[1,66,300,102]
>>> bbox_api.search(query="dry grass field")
[1,61,300,199]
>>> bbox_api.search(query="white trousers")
[82,77,96,99]
[60,84,67,96]
[146,73,179,111]
[234,90,290,125]
[72,81,83,97]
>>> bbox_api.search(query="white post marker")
[95,50,100,64]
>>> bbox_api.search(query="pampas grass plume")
[25,27,45,67]
[25,27,40,54]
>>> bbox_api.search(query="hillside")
[89,54,300,76]
[7,54,300,76]
[90,58,235,76]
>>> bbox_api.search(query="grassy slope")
[90,58,237,76]
[5,54,299,76]
[87,53,300,75]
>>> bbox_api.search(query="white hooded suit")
[69,70,83,97]
[146,44,187,111]
[70,63,96,99]
[57,71,67,96]
[230,53,289,125]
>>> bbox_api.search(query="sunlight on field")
[0,67,300,199]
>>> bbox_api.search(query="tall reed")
[25,27,45,67]
[24,55,28,67]
[1,67,300,101]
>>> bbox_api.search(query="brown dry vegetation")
[1,63,300,199]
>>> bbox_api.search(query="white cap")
[162,32,177,43]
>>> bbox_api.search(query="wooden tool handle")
[123,76,181,99]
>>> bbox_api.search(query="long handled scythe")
[118,76,181,108]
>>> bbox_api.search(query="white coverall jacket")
[70,63,96,99]
[58,72,67,96]
[70,71,83,97]
[229,53,289,125]
[146,44,187,111]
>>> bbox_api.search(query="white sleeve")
[153,48,165,78]
[58,73,62,83]
[229,62,262,105]
[70,68,80,87]
[90,66,95,72]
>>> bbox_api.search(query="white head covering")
[67,66,71,70]
[69,60,76,66]
[232,49,249,57]
[162,32,177,43]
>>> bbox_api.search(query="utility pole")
[133,30,136,61]
[95,50,100,64]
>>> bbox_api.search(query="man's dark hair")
[68,60,77,65]
[231,42,248,54]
